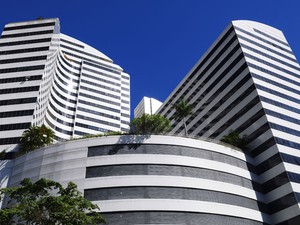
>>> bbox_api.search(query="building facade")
[134,96,162,118]
[4,135,268,225]
[157,20,300,224]
[0,18,130,152]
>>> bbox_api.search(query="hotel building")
[158,20,300,224]
[0,18,130,152]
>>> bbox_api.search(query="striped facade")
[158,20,300,224]
[4,135,269,225]
[0,18,130,152]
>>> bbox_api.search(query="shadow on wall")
[108,135,151,155]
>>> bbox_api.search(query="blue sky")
[1,0,300,117]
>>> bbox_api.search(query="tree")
[172,99,194,137]
[20,125,55,153]
[0,178,105,225]
[130,114,171,135]
[221,130,248,149]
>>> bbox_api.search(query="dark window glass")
[61,50,121,79]
[79,91,120,106]
[78,99,120,113]
[241,43,300,71]
[0,86,39,94]
[0,46,49,55]
[75,122,112,133]
[0,75,42,84]
[252,73,300,96]
[0,65,44,73]
[60,38,84,48]
[82,72,120,87]
[77,107,119,121]
[84,186,260,211]
[0,56,47,64]
[76,114,120,128]
[83,66,120,80]
[53,78,77,97]
[84,60,121,75]
[1,30,53,38]
[0,97,37,106]
[253,28,290,47]
[102,211,265,225]
[288,172,300,183]
[281,153,300,166]
[60,44,114,67]
[88,144,247,169]
[0,137,21,145]
[0,38,51,46]
[80,78,120,93]
[48,102,75,119]
[265,109,300,125]
[235,27,293,55]
[250,137,276,157]
[267,192,297,214]
[261,172,289,194]
[47,110,74,127]
[45,117,72,135]
[270,122,300,137]
[0,122,31,131]
[0,109,34,118]
[246,123,270,143]
[244,53,300,79]
[254,153,283,175]
[3,22,55,31]
[276,215,300,225]
[50,94,75,111]
[237,34,297,63]
[249,63,300,87]
[260,96,300,115]
[257,84,300,105]
[86,164,253,188]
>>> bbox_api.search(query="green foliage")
[172,99,194,136]
[20,125,55,153]
[221,130,248,149]
[130,114,171,135]
[70,131,124,141]
[0,150,5,160]
[0,178,105,225]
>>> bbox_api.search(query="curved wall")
[7,135,269,224]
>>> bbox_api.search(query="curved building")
[158,20,300,224]
[0,18,130,151]
[6,135,268,224]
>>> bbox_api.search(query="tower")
[158,20,300,224]
[134,96,162,118]
[0,18,130,152]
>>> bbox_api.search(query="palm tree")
[20,125,55,153]
[172,99,193,137]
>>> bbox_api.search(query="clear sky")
[1,0,300,118]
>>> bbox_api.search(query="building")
[0,18,130,152]
[157,20,300,224]
[134,96,162,118]
[3,135,268,225]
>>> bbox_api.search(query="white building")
[0,18,130,152]
[134,96,162,118]
[3,135,268,225]
[158,20,300,225]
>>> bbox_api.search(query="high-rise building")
[0,18,130,152]
[158,20,300,224]
[134,96,162,118]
